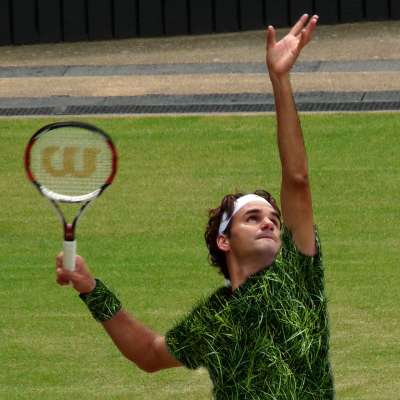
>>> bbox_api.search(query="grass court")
[0,114,399,399]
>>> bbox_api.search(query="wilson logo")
[42,146,100,178]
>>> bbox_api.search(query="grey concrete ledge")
[0,91,400,116]
[0,60,400,78]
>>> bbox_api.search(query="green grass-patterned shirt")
[165,224,335,399]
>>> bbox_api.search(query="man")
[56,14,335,399]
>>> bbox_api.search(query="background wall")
[0,0,399,46]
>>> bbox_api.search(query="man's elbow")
[283,172,310,187]
[144,364,160,373]
[127,360,158,374]
[140,366,156,374]
[133,335,182,373]
[123,353,158,374]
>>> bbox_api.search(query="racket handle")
[63,240,76,271]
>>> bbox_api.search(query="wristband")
[79,278,122,322]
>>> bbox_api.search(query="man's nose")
[260,217,274,230]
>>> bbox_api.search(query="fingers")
[299,15,319,48]
[56,252,75,285]
[55,252,94,293]
[56,266,72,285]
[306,14,319,29]
[266,25,276,49]
[289,13,310,36]
[291,14,319,38]
[304,14,319,37]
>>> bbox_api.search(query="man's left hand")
[266,14,318,79]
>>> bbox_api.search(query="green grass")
[0,114,399,399]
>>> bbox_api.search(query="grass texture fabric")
[165,224,334,399]
[79,279,122,322]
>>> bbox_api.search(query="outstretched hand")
[266,14,318,78]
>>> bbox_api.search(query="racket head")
[24,121,117,203]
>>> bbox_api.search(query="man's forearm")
[270,74,309,181]
[101,309,159,372]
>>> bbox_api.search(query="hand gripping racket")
[24,121,117,271]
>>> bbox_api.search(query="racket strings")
[29,128,114,198]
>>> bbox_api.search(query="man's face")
[225,201,282,266]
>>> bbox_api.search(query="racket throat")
[64,223,76,241]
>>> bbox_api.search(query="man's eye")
[247,216,257,222]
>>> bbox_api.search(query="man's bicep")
[280,178,316,256]
[150,336,183,372]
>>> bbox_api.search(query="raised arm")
[266,14,319,256]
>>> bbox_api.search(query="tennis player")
[56,14,335,399]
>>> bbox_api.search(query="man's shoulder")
[280,223,322,260]
[200,286,231,311]
[177,286,230,322]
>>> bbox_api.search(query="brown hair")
[204,190,281,280]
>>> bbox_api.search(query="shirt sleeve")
[164,297,210,370]
[280,223,325,298]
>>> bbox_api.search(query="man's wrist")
[79,278,97,295]
[269,72,291,86]
[79,278,122,322]
[269,73,294,100]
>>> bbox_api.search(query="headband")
[218,194,273,235]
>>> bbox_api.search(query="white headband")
[218,194,273,235]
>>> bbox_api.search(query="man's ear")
[217,234,230,252]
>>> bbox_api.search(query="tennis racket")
[24,121,117,271]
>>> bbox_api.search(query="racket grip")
[63,240,77,271]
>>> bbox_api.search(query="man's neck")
[228,256,275,292]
